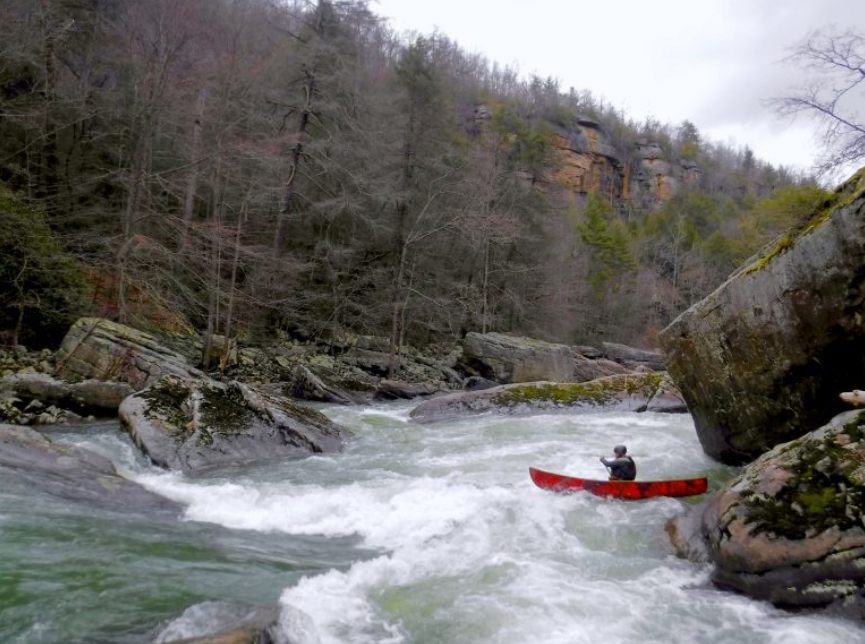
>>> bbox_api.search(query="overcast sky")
[374,0,865,179]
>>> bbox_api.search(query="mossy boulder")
[460,332,575,384]
[659,167,865,464]
[667,410,865,612]
[119,376,351,472]
[55,317,203,389]
[409,372,672,423]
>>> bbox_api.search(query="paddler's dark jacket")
[600,455,636,481]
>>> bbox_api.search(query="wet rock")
[0,423,180,514]
[460,332,574,384]
[667,409,865,610]
[660,169,865,464]
[644,374,688,413]
[55,318,203,389]
[410,373,667,423]
[154,601,285,644]
[290,365,355,404]
[120,376,351,473]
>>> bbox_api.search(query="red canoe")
[529,467,708,500]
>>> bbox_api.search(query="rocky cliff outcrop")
[120,376,351,472]
[667,409,865,613]
[659,169,865,464]
[548,118,699,210]
[551,117,624,202]
[471,106,700,213]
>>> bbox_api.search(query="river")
[1,403,863,643]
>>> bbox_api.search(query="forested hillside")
[0,0,828,353]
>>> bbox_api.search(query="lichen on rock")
[667,409,865,611]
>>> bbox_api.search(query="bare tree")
[775,28,865,176]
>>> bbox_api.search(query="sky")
[374,0,865,180]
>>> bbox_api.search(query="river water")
[2,404,863,643]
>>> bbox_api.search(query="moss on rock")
[200,384,254,435]
[491,373,663,408]
[743,167,865,275]
[742,411,865,540]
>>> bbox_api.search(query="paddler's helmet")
[613,445,627,456]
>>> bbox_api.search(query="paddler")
[600,445,636,481]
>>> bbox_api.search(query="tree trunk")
[180,89,208,252]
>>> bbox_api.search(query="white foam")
[131,406,864,644]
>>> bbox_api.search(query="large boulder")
[660,169,865,464]
[667,409,865,612]
[55,317,202,390]
[0,424,180,514]
[410,373,672,423]
[460,332,575,383]
[119,376,351,472]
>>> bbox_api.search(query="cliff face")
[548,117,702,211]
[471,106,700,213]
[551,117,625,205]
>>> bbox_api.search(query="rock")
[636,140,664,160]
[119,376,351,472]
[600,342,665,370]
[667,409,865,610]
[342,347,391,375]
[154,601,283,644]
[355,335,391,353]
[0,346,55,377]
[460,332,575,384]
[573,345,603,359]
[644,374,688,413]
[0,372,133,414]
[0,423,180,514]
[375,379,437,400]
[55,318,203,389]
[201,334,237,370]
[841,390,865,406]
[463,376,498,391]
[572,355,631,382]
[410,373,666,423]
[290,365,354,404]
[660,169,865,464]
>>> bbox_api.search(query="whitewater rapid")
[123,404,864,644]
